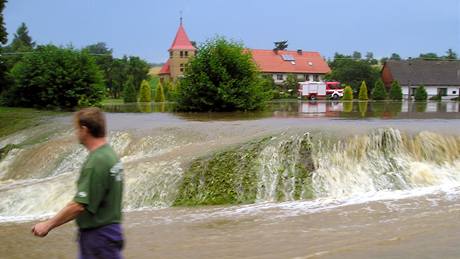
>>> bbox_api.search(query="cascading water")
[0,125,459,222]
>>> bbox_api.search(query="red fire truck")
[298,81,344,100]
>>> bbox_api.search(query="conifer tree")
[138,79,151,102]
[154,81,165,102]
[358,81,368,100]
[343,85,353,100]
[414,85,428,101]
[371,79,387,100]
[389,80,403,100]
[123,76,137,103]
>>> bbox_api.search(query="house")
[159,21,196,82]
[382,60,460,100]
[249,49,331,84]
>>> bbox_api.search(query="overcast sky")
[4,0,460,63]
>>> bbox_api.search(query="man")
[32,107,124,259]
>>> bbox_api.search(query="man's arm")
[31,201,85,237]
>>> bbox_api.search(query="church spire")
[169,19,196,51]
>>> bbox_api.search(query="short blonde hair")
[74,107,107,138]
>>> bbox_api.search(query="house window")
[169,51,173,58]
[296,74,304,81]
[313,74,319,82]
[185,51,188,57]
[180,51,184,58]
[437,88,447,96]
[180,64,184,72]
[410,88,417,96]
[276,74,284,81]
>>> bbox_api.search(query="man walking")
[32,107,124,259]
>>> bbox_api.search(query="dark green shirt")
[74,144,123,229]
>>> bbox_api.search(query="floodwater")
[0,100,459,259]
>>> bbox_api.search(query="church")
[158,20,196,82]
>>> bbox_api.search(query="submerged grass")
[174,133,315,206]
[0,107,64,139]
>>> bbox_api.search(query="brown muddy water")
[0,100,459,258]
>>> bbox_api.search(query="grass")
[101,98,124,105]
[0,107,64,138]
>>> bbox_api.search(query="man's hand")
[30,201,85,238]
[32,221,52,237]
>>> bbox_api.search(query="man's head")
[74,108,107,146]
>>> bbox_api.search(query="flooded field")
[0,100,459,258]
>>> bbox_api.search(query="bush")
[154,81,165,102]
[343,86,353,100]
[138,79,151,102]
[371,79,387,100]
[429,95,442,101]
[389,80,403,100]
[358,81,368,100]
[6,45,104,109]
[176,37,271,111]
[123,76,137,103]
[284,74,298,97]
[414,85,428,101]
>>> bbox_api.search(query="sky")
[4,0,460,63]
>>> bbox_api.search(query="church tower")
[159,19,196,81]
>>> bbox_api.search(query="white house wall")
[401,85,460,100]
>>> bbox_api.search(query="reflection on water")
[102,100,460,120]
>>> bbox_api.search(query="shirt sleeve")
[74,165,109,214]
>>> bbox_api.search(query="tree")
[365,52,378,65]
[414,85,428,101]
[126,56,150,92]
[327,53,380,93]
[110,57,128,99]
[6,45,104,109]
[390,53,401,60]
[389,80,403,100]
[0,0,7,45]
[342,86,353,100]
[138,79,151,102]
[11,22,35,50]
[154,81,165,102]
[177,37,271,111]
[358,81,368,100]
[83,42,113,96]
[274,41,288,51]
[123,76,137,103]
[371,79,387,100]
[419,53,438,60]
[444,49,457,60]
[352,51,362,60]
[284,74,298,97]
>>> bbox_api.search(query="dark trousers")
[78,224,124,259]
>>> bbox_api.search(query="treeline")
[0,22,150,109]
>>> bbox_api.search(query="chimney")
[297,49,302,55]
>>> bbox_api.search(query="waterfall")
[0,127,459,221]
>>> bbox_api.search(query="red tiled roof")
[249,49,331,74]
[158,59,170,75]
[169,24,196,51]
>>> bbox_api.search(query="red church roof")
[158,59,170,75]
[249,49,331,74]
[169,24,196,51]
